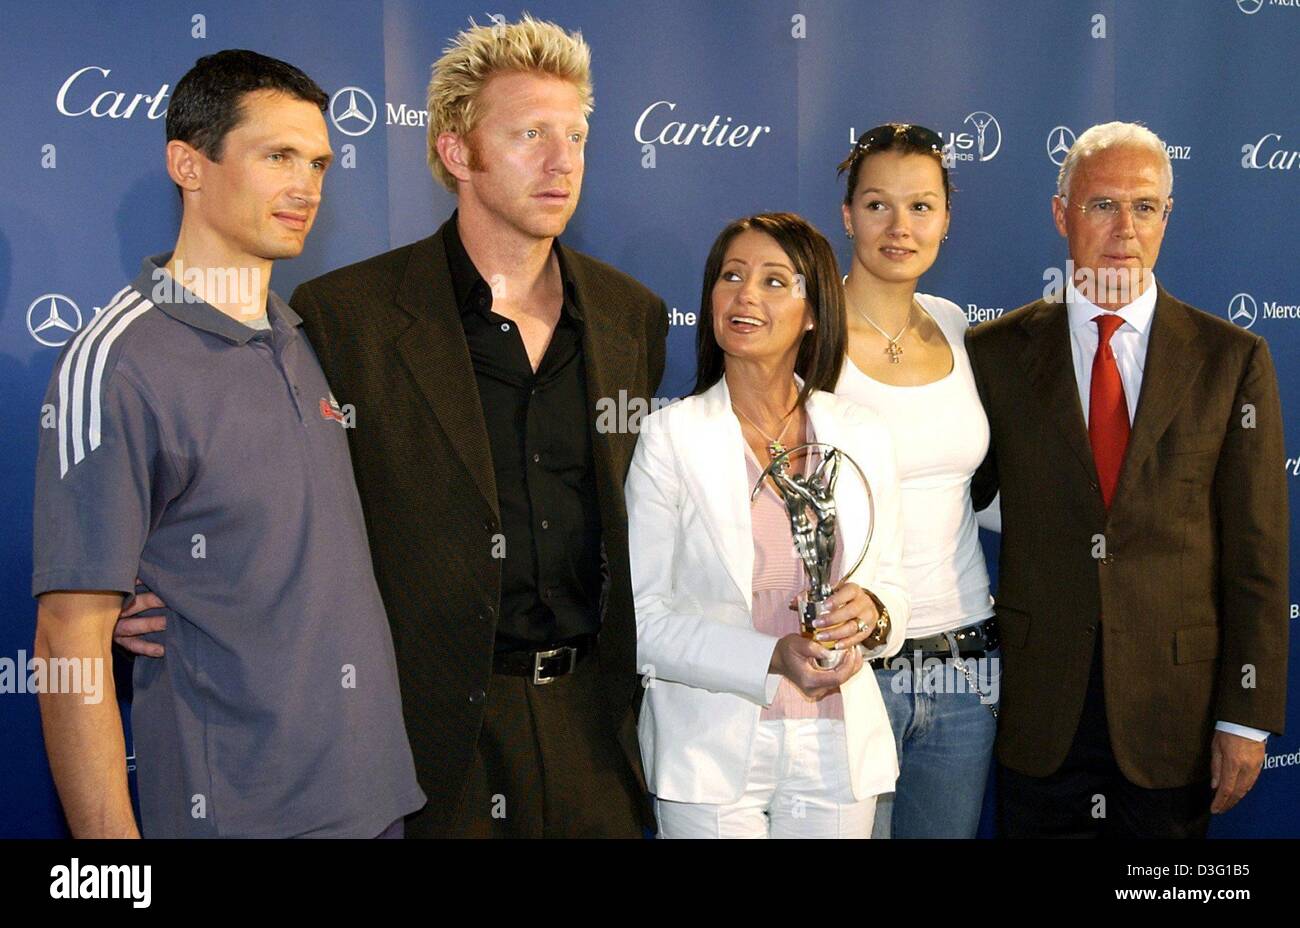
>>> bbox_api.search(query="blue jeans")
[871,643,1000,838]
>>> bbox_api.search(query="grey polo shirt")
[32,254,425,837]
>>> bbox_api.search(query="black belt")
[869,618,999,669]
[493,635,595,685]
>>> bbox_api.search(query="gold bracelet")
[863,591,890,648]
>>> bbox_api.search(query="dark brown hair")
[692,212,846,409]
[838,122,951,207]
[167,50,327,162]
[166,50,328,198]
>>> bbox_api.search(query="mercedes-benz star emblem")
[1047,126,1076,166]
[1228,293,1258,329]
[1237,0,1264,15]
[330,86,377,137]
[27,293,83,347]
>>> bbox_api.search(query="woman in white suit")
[625,213,910,838]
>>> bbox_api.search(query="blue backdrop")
[2,0,1296,837]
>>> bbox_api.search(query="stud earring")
[845,229,854,240]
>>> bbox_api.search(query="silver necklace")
[843,276,916,364]
[732,403,795,459]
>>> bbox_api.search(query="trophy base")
[798,595,843,670]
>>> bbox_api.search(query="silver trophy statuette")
[752,443,874,670]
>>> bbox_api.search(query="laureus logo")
[962,111,1002,162]
[933,112,1002,164]
[1228,293,1258,329]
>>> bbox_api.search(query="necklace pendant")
[886,341,903,364]
[767,440,786,460]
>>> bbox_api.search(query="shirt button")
[541,520,550,530]
[469,690,485,705]
[532,453,541,464]
[500,322,510,332]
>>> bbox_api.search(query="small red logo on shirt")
[320,395,353,427]
[319,398,342,422]
[317,389,353,426]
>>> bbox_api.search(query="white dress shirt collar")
[1065,275,1158,336]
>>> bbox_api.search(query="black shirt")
[445,213,604,653]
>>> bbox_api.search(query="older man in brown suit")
[969,121,1288,837]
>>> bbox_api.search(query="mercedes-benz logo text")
[28,293,83,347]
[330,86,377,137]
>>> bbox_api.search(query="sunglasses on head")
[853,123,944,155]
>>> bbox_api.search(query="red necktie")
[1089,314,1130,508]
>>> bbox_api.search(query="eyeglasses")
[1062,196,1171,226]
[854,123,944,155]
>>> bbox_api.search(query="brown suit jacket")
[290,219,668,835]
[968,287,1288,789]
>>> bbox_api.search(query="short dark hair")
[166,49,328,162]
[838,122,952,207]
[693,213,846,409]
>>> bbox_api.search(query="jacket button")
[469,690,485,705]
[1089,481,1099,491]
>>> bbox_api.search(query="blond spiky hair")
[426,14,593,191]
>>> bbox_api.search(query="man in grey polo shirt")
[32,50,424,837]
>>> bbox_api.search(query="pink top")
[744,436,845,722]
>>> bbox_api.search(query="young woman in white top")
[834,123,999,838]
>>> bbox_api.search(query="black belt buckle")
[532,645,578,685]
[870,618,999,670]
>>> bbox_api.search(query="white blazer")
[625,376,910,804]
